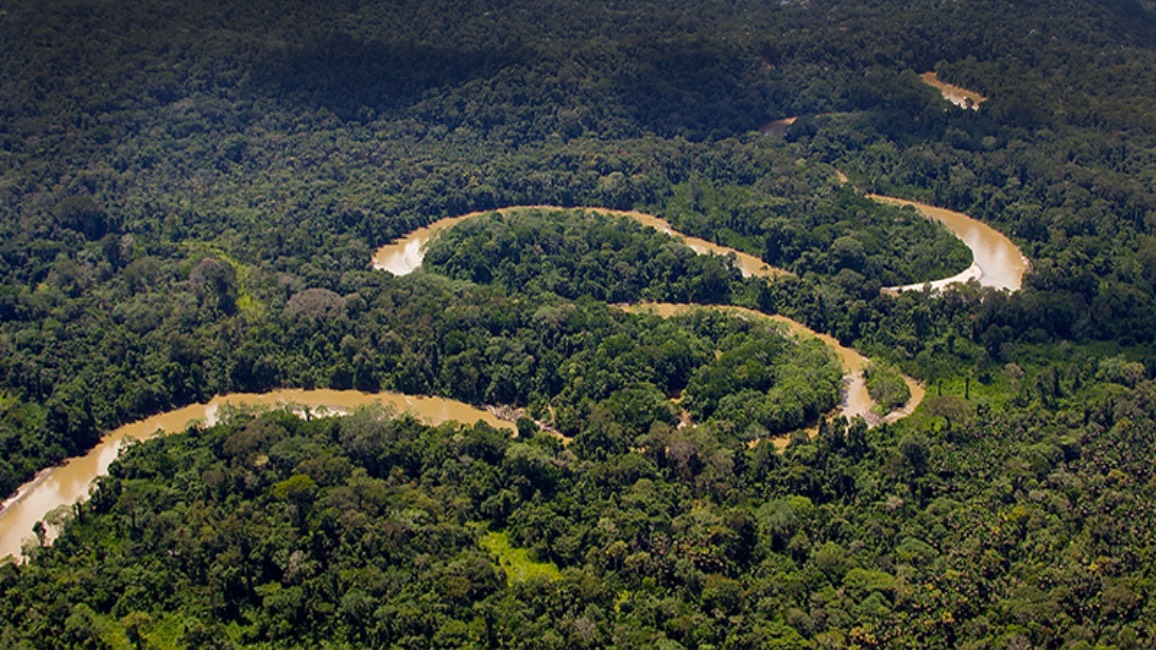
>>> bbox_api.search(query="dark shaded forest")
[1,0,1155,647]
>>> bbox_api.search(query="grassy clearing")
[181,242,264,317]
[925,371,1014,408]
[479,531,562,585]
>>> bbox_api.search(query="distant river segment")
[919,71,986,109]
[760,116,798,136]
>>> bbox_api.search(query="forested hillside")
[1,0,1156,647]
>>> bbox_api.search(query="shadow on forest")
[255,33,533,121]
[1102,0,1156,47]
[609,40,771,140]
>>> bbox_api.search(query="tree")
[54,196,112,240]
[189,258,238,315]
[121,611,154,650]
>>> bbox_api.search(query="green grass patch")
[919,336,1156,412]
[181,243,264,318]
[1015,340,1156,371]
[925,369,1015,409]
[479,531,562,585]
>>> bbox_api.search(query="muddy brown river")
[0,390,513,560]
[868,194,1029,293]
[3,196,1023,560]
[760,116,798,136]
[620,303,925,448]
[373,206,791,281]
[920,72,986,110]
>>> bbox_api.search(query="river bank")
[0,389,516,560]
[868,194,1029,292]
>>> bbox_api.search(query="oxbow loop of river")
[373,206,791,280]
[373,203,1028,294]
[1,196,1029,560]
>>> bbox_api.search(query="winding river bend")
[868,195,1029,293]
[2,198,1025,560]
[374,206,791,280]
[375,202,1027,294]
[619,303,925,445]
[0,391,514,560]
[374,205,928,431]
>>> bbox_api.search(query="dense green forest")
[4,371,1155,648]
[2,0,1156,646]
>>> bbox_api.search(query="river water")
[760,116,798,136]
[372,213,482,275]
[920,72,986,110]
[0,390,513,560]
[3,196,1019,560]
[373,206,791,281]
[619,303,924,443]
[868,194,1028,293]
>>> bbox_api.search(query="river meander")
[373,206,791,281]
[620,303,925,449]
[0,390,514,560]
[868,194,1029,293]
[2,197,1024,560]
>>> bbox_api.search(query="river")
[376,203,931,438]
[619,303,925,449]
[868,194,1029,293]
[920,72,986,110]
[3,195,1023,560]
[373,206,791,281]
[760,116,798,136]
[376,201,1026,294]
[0,390,514,560]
